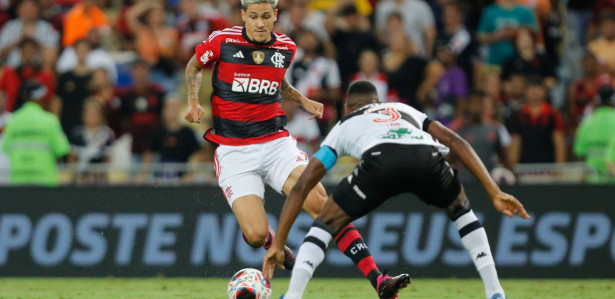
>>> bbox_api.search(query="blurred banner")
[0,185,614,278]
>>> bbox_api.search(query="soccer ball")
[227,268,271,299]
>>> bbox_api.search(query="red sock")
[334,224,381,289]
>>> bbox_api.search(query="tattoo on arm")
[186,54,203,105]
[281,78,303,103]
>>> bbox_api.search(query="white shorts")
[213,136,309,207]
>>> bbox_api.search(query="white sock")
[285,225,332,298]
[453,210,504,299]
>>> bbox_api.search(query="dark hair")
[132,58,151,69]
[525,74,544,87]
[346,81,379,109]
[386,12,403,22]
[599,10,615,23]
[19,37,40,50]
[469,89,486,98]
[74,38,92,49]
[341,5,358,16]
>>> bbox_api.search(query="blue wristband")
[313,146,337,171]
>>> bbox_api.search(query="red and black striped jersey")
[195,26,297,146]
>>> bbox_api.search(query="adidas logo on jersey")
[233,51,245,58]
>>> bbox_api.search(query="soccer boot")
[490,293,506,299]
[376,271,411,299]
[282,245,295,270]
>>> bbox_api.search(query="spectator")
[286,30,341,131]
[508,76,566,164]
[68,98,115,184]
[453,90,513,184]
[435,2,477,84]
[140,95,200,180]
[57,39,93,135]
[350,49,388,103]
[1,80,70,186]
[176,0,229,63]
[503,71,528,111]
[479,68,507,115]
[378,12,404,47]
[62,0,109,47]
[569,53,601,133]
[588,12,615,74]
[89,68,124,137]
[57,28,118,84]
[275,0,328,41]
[567,0,595,46]
[281,97,320,156]
[325,3,379,85]
[502,27,557,89]
[590,0,615,39]
[432,43,468,126]
[383,31,444,110]
[118,60,165,161]
[477,0,538,67]
[0,91,11,183]
[0,0,59,68]
[574,83,615,183]
[375,0,436,56]
[128,0,179,91]
[38,0,65,31]
[0,38,56,113]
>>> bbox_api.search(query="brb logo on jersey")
[232,78,280,95]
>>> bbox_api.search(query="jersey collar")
[242,27,277,46]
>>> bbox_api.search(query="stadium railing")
[0,162,601,186]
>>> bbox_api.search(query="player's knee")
[445,193,471,221]
[242,228,268,248]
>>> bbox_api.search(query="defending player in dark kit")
[263,81,530,299]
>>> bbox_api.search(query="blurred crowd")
[1,0,615,185]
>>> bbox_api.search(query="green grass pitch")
[0,278,612,298]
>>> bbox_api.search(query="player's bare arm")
[263,158,327,280]
[427,121,530,219]
[281,78,324,120]
[184,54,205,123]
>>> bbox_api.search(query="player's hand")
[184,102,205,123]
[300,97,324,120]
[491,192,530,219]
[262,246,285,281]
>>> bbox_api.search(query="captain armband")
[313,146,337,171]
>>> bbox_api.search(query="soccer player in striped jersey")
[263,81,530,299]
[184,1,407,297]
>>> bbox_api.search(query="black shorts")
[332,143,462,219]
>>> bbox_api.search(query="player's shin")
[451,209,504,299]
[286,220,333,298]
[333,223,382,289]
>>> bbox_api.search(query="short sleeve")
[605,137,615,163]
[326,60,341,89]
[520,7,538,29]
[393,103,429,130]
[417,1,435,28]
[573,121,588,157]
[552,109,564,132]
[320,122,342,154]
[50,117,71,158]
[194,32,222,67]
[477,7,493,34]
